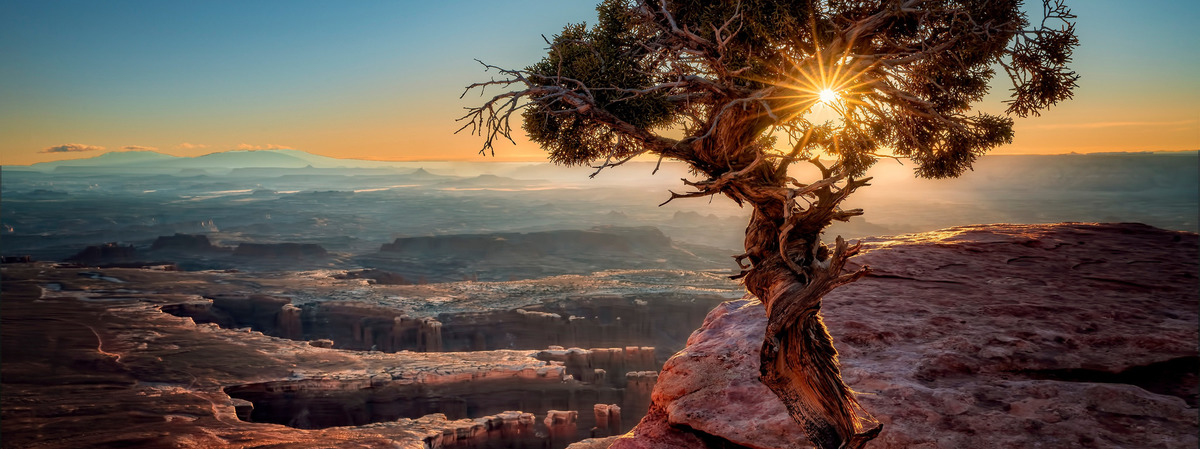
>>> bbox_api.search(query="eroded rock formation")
[380,227,672,256]
[5,223,1194,449]
[150,233,228,253]
[334,268,413,285]
[363,226,731,282]
[593,404,622,437]
[613,223,1199,448]
[233,242,328,259]
[66,242,138,264]
[165,292,724,360]
[440,294,721,359]
[536,346,658,386]
[1,267,663,448]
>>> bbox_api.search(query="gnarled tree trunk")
[672,106,882,449]
[740,178,881,449]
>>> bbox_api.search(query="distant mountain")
[403,168,454,181]
[434,173,543,188]
[165,150,313,169]
[15,149,414,172]
[26,151,179,170]
[261,149,404,169]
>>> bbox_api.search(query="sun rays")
[769,46,878,124]
[732,25,882,133]
[729,19,892,161]
[818,88,840,105]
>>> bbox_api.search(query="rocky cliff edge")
[599,223,1198,449]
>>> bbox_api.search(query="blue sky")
[1,0,1197,164]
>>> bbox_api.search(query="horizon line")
[6,148,1198,168]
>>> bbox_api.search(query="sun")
[818,88,839,105]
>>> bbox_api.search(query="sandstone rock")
[365,226,730,282]
[546,410,581,448]
[1,264,666,449]
[232,242,328,259]
[612,300,809,449]
[623,371,658,420]
[230,397,255,421]
[380,227,672,257]
[277,303,303,340]
[393,411,539,448]
[66,242,137,264]
[308,301,444,352]
[149,233,227,253]
[570,436,622,449]
[615,223,1199,449]
[334,268,411,284]
[439,294,722,357]
[537,346,658,386]
[8,223,1193,449]
[593,404,623,436]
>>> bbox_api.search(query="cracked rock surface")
[610,223,1198,449]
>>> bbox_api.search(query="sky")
[1,0,1197,166]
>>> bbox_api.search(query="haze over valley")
[4,149,1195,270]
[2,149,1196,448]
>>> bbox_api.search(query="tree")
[460,1,1077,447]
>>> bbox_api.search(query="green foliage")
[522,0,674,166]
[664,0,824,84]
[511,0,1076,179]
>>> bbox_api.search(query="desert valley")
[2,150,1197,448]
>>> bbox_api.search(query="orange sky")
[1,1,1197,166]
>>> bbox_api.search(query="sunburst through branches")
[818,88,839,105]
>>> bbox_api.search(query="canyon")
[1,259,737,448]
[3,222,1196,448]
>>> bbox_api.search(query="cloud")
[1029,119,1197,130]
[122,145,158,151]
[178,142,208,150]
[235,143,293,150]
[39,143,106,153]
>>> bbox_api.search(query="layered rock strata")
[6,223,1192,449]
[165,293,723,360]
[1,266,662,449]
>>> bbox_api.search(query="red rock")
[232,242,328,259]
[547,409,582,447]
[594,403,623,436]
[615,223,1199,448]
[612,300,809,449]
[0,265,662,448]
[537,346,658,386]
[623,371,659,419]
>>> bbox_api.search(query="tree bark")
[666,98,882,449]
[743,204,881,449]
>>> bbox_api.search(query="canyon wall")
[164,292,725,361]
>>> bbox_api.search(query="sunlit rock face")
[5,222,1194,449]
[0,265,667,448]
[613,223,1199,449]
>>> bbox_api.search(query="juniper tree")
[461,1,1077,447]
